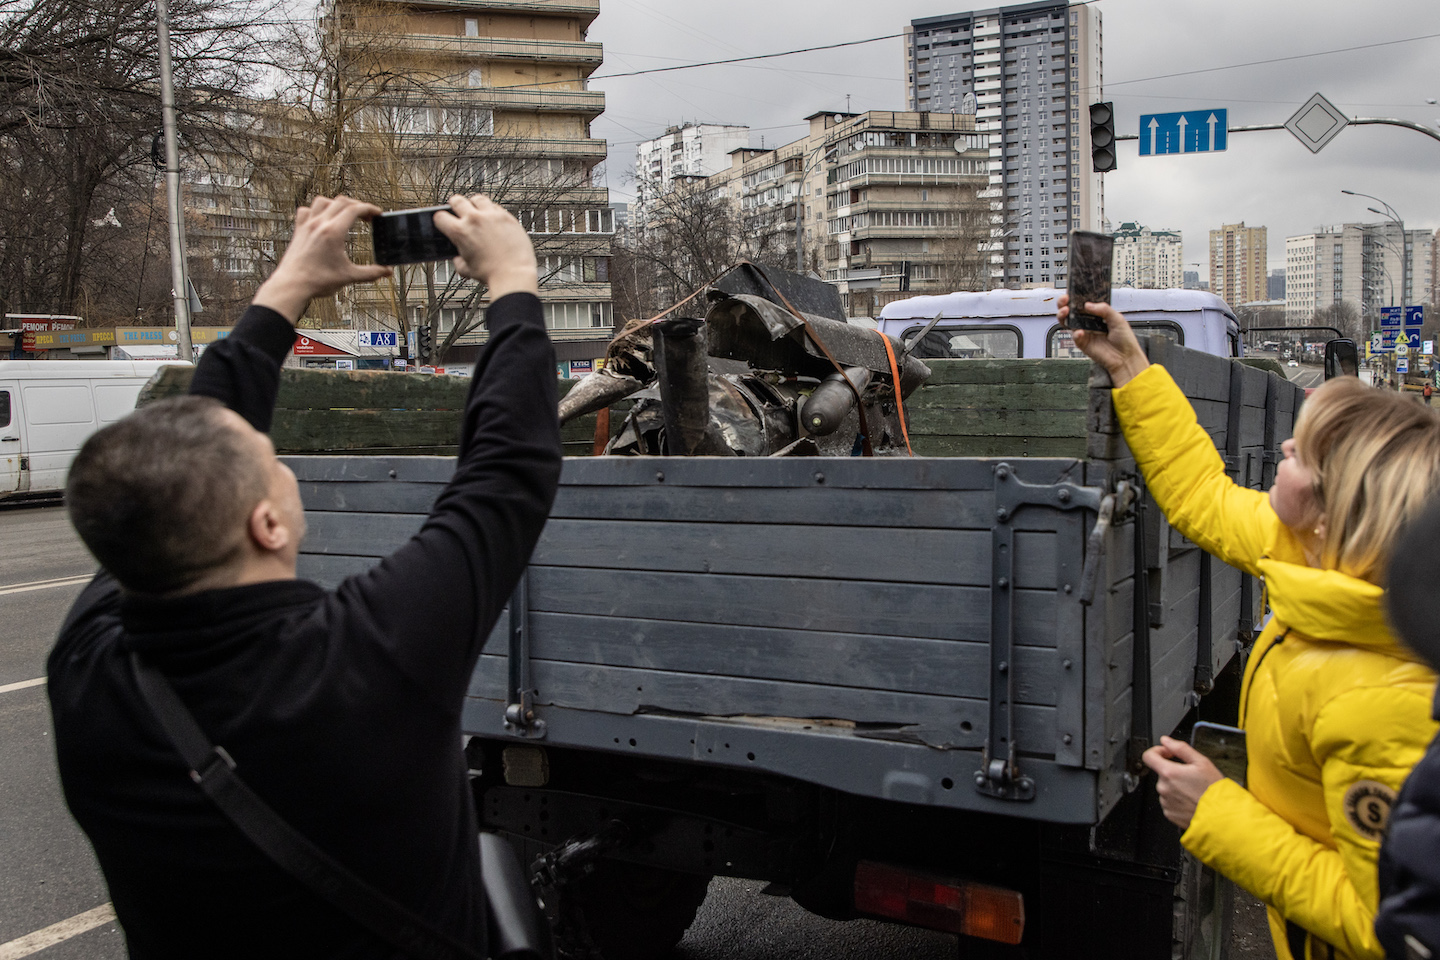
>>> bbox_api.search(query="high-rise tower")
[905,2,1103,289]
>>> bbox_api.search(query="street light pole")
[157,0,194,363]
[795,143,828,274]
[1342,189,1407,312]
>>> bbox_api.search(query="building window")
[464,18,478,36]
[543,301,613,331]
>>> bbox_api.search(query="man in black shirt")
[48,194,561,958]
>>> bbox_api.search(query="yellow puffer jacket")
[1113,365,1438,960]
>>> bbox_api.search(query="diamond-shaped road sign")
[1285,92,1349,154]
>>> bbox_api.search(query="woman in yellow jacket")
[1061,295,1440,960]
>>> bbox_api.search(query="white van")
[0,360,186,501]
[877,288,1242,360]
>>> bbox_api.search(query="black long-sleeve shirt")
[48,294,561,959]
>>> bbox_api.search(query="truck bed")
[285,338,1304,828]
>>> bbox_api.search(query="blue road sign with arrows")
[1139,109,1228,156]
[1379,306,1425,352]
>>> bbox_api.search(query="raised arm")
[1060,295,1279,573]
[189,196,390,430]
[329,196,561,708]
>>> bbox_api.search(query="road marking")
[0,903,116,959]
[0,677,45,695]
[0,575,92,597]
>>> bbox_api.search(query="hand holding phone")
[253,195,392,322]
[1141,733,1229,830]
[371,205,461,266]
[1065,230,1114,332]
[432,195,539,300]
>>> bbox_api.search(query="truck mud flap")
[484,785,801,881]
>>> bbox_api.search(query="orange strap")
[877,333,913,456]
[741,262,874,457]
[592,406,610,456]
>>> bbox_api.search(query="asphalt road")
[1287,363,1324,390]
[0,503,125,958]
[0,504,1274,960]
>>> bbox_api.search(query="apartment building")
[1286,223,1436,325]
[185,134,282,319]
[634,123,750,224]
[1267,269,1285,300]
[323,0,613,358]
[904,1,1104,289]
[1209,222,1267,308]
[691,110,991,316]
[1110,221,1182,289]
[1432,228,1439,310]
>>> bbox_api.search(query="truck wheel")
[560,860,711,960]
[1172,852,1234,960]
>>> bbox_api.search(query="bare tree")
[932,186,994,294]
[1313,301,1362,342]
[248,4,605,359]
[0,0,271,319]
[620,182,789,315]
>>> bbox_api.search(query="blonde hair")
[1293,379,1440,584]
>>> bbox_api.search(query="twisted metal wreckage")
[557,264,934,457]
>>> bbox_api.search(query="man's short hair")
[67,396,270,594]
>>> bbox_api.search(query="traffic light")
[1089,102,1117,173]
[416,325,433,364]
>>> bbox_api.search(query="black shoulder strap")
[129,651,485,960]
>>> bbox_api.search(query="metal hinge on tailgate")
[503,570,546,739]
[977,464,1103,802]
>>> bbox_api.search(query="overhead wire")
[1103,30,1440,88]
[587,33,906,81]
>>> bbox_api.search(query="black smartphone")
[371,205,460,266]
[1190,721,1247,786]
[1065,230,1114,332]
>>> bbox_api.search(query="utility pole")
[157,0,194,363]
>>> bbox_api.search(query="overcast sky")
[587,0,1440,275]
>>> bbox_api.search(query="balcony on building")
[397,35,603,71]
[418,85,605,118]
[388,132,607,161]
[365,0,599,28]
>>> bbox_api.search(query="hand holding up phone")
[254,196,393,323]
[1057,294,1150,388]
[433,195,538,301]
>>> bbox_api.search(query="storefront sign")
[23,329,115,351]
[292,335,350,357]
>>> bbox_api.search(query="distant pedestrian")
[1424,383,1433,405]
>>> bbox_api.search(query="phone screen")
[1190,721,1247,786]
[1066,230,1114,332]
[372,205,460,266]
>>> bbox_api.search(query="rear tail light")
[853,860,1025,945]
